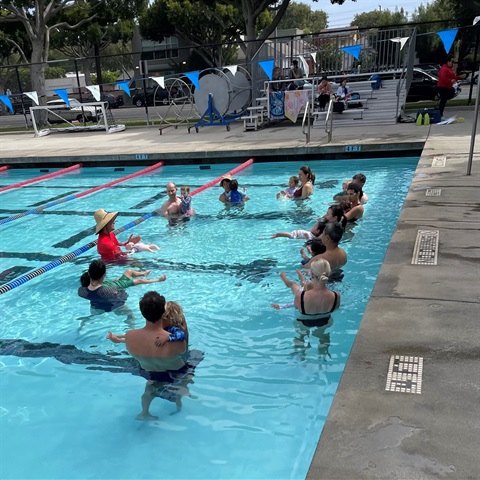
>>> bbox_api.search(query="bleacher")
[312,78,408,128]
[242,76,408,132]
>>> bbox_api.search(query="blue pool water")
[0,158,417,479]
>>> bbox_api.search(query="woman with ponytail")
[279,259,340,327]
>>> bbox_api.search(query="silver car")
[46,99,102,123]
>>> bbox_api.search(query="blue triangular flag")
[342,45,362,61]
[185,71,200,90]
[54,89,70,106]
[437,29,458,54]
[116,80,131,97]
[0,95,14,113]
[259,59,275,80]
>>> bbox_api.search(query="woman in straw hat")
[94,209,141,262]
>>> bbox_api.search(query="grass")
[405,98,475,110]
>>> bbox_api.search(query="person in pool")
[106,291,189,420]
[279,258,340,329]
[219,175,232,203]
[180,185,195,215]
[293,165,315,199]
[94,209,141,263]
[161,182,183,217]
[343,183,364,222]
[77,259,134,322]
[227,179,249,203]
[80,260,166,291]
[302,222,347,272]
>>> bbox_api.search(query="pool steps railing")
[0,158,254,295]
[0,162,164,226]
[0,164,82,194]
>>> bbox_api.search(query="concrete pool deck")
[1,107,479,479]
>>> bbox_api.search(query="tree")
[350,8,408,29]
[277,1,327,33]
[140,0,245,68]
[412,0,480,65]
[140,0,352,69]
[0,0,96,104]
[0,21,31,95]
[50,0,146,85]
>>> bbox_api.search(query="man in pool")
[333,173,369,204]
[107,291,189,420]
[302,222,347,272]
[95,209,141,262]
[161,182,182,217]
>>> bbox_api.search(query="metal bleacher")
[312,78,408,128]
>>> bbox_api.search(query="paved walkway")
[0,112,430,165]
[1,106,479,479]
[307,110,480,479]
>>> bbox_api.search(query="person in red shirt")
[437,55,466,116]
[94,209,141,262]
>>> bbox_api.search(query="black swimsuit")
[296,290,339,327]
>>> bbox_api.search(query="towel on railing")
[269,91,285,120]
[285,90,309,123]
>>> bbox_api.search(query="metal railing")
[325,99,334,143]
[302,100,311,144]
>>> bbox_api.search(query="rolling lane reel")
[153,76,198,134]
[192,67,251,132]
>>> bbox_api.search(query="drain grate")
[412,230,439,265]
[425,188,441,196]
[432,155,446,167]
[386,355,423,394]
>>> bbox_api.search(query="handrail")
[324,99,334,144]
[302,101,311,144]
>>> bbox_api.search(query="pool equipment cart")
[192,67,252,132]
[0,158,254,295]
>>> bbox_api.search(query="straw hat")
[219,175,232,187]
[94,209,118,234]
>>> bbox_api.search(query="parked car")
[406,67,460,102]
[414,63,441,77]
[131,87,169,107]
[8,96,33,115]
[83,93,124,108]
[46,98,102,123]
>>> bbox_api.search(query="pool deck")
[1,108,479,479]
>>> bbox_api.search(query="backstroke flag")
[116,80,131,97]
[151,76,165,89]
[0,95,13,113]
[437,29,458,53]
[341,45,362,61]
[390,37,409,50]
[259,59,274,80]
[225,65,238,75]
[24,91,39,105]
[86,85,100,101]
[53,89,69,106]
[186,71,200,90]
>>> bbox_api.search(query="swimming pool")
[0,158,417,479]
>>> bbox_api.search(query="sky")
[297,0,429,29]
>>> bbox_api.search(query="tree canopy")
[140,0,353,67]
[350,8,408,28]
[0,0,96,100]
[277,1,328,33]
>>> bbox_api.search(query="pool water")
[0,158,417,479]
